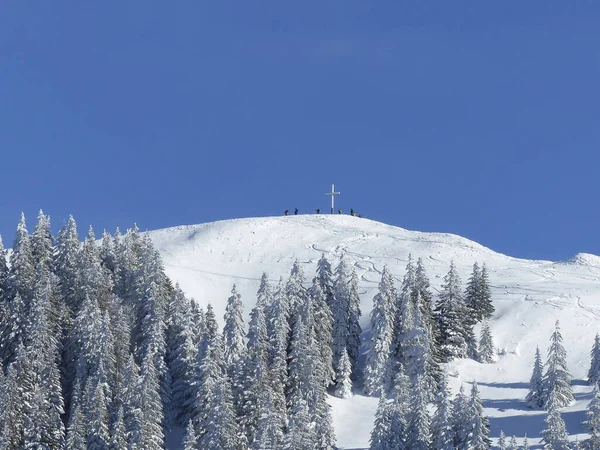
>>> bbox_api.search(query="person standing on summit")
[294,208,298,215]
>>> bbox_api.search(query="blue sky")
[1,2,599,261]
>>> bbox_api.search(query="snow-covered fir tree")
[404,294,437,400]
[542,320,574,409]
[430,370,454,450]
[316,253,335,311]
[498,430,506,450]
[252,389,285,450]
[585,383,600,450]
[347,269,362,379]
[590,333,600,386]
[478,321,495,363]
[435,261,469,361]
[32,210,54,279]
[240,279,271,444]
[452,384,469,449]
[284,397,314,450]
[331,257,351,381]
[405,375,431,450]
[364,265,397,396]
[334,348,353,399]
[165,284,197,427]
[370,394,391,450]
[109,406,127,450]
[526,346,544,408]
[223,284,246,374]
[541,391,570,450]
[199,375,246,450]
[8,213,35,306]
[508,435,519,450]
[464,262,494,322]
[183,419,198,450]
[462,382,491,450]
[392,256,415,367]
[308,277,334,387]
[479,264,494,320]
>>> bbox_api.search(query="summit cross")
[325,184,341,214]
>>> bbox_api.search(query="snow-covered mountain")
[150,215,600,448]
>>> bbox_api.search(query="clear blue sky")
[1,2,599,261]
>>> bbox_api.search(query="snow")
[149,214,600,449]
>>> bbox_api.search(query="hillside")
[149,215,600,448]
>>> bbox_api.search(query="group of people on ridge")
[284,208,362,217]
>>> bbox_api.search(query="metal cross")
[325,184,340,214]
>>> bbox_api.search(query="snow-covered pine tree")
[523,435,530,450]
[334,348,353,399]
[430,370,454,450]
[508,435,519,450]
[199,375,247,450]
[414,257,435,330]
[0,291,26,368]
[252,388,285,450]
[498,430,506,450]
[369,394,391,450]
[0,236,8,303]
[78,226,112,311]
[331,256,350,378]
[316,253,335,310]
[526,346,544,408]
[134,276,171,419]
[413,257,444,389]
[590,334,600,386]
[31,210,54,279]
[452,384,469,449]
[287,259,308,319]
[83,372,111,450]
[464,262,481,319]
[478,321,495,363]
[54,215,81,312]
[65,396,87,449]
[404,294,437,400]
[114,225,142,307]
[109,406,127,450]
[462,382,491,450]
[222,283,246,416]
[392,256,415,367]
[223,284,246,375]
[541,390,570,450]
[347,269,362,379]
[193,329,226,441]
[183,419,198,450]
[137,353,165,450]
[120,355,143,448]
[585,383,600,450]
[387,384,409,450]
[542,320,574,409]
[309,277,334,387]
[166,284,197,427]
[479,264,494,320]
[406,375,431,450]
[99,230,117,280]
[264,277,289,426]
[435,262,469,361]
[286,304,311,407]
[22,279,66,448]
[284,396,315,450]
[8,213,35,306]
[240,280,271,444]
[364,265,396,396]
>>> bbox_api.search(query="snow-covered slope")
[150,215,600,448]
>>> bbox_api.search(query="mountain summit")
[149,215,600,448]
